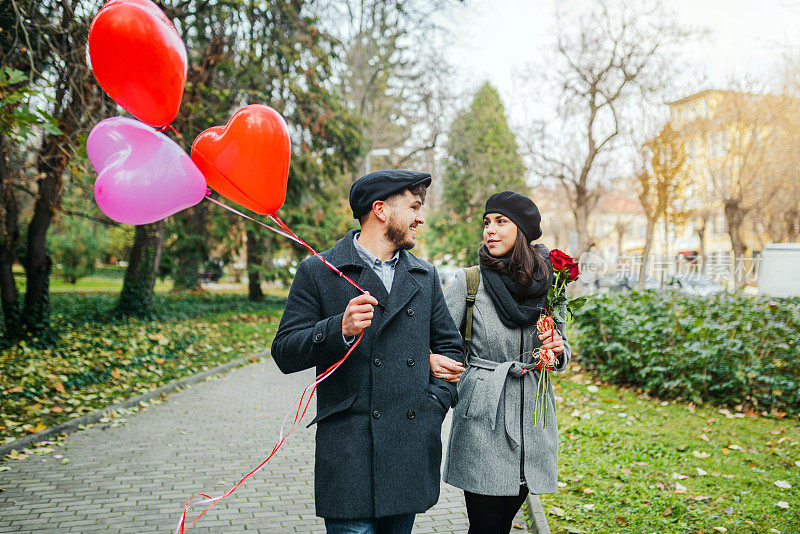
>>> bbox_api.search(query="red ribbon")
[154,123,369,532]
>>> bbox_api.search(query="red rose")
[549,249,580,281]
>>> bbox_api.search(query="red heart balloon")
[88,0,187,127]
[191,105,291,215]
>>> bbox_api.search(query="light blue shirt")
[343,233,400,346]
[352,232,400,293]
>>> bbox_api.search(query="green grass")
[1,293,287,446]
[539,362,800,534]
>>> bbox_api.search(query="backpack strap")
[463,265,480,355]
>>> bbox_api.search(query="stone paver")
[0,359,525,533]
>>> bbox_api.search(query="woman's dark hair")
[479,229,548,287]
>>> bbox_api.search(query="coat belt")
[467,355,538,448]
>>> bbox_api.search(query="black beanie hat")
[483,191,542,242]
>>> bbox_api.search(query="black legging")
[464,486,529,534]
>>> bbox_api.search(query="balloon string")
[175,330,365,533]
[269,213,364,293]
[203,193,303,246]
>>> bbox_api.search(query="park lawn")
[539,363,800,534]
[1,295,286,447]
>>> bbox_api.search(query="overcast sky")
[440,0,800,124]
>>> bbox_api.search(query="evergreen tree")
[430,83,526,264]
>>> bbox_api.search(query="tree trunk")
[0,132,21,338]
[696,216,707,275]
[573,190,591,257]
[115,221,165,317]
[785,208,799,242]
[638,218,656,290]
[22,133,66,337]
[173,203,208,291]
[724,198,748,290]
[246,228,264,302]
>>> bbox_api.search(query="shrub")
[572,291,800,412]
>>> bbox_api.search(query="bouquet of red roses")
[530,249,584,427]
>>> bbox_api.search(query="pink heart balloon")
[88,117,206,225]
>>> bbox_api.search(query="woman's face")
[483,213,517,257]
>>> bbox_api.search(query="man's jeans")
[324,513,416,534]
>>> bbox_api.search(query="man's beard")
[384,213,416,250]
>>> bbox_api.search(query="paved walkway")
[0,359,525,533]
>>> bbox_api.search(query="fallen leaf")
[5,386,23,394]
[663,507,672,516]
[615,517,628,526]
[722,474,735,479]
[697,468,708,476]
[770,428,785,435]
[728,445,743,451]
[713,528,727,533]
[583,488,595,494]
[633,461,648,466]
[706,418,717,424]
[512,523,523,530]
[675,482,687,493]
[51,406,63,413]
[776,501,789,509]
[724,507,733,515]
[721,448,730,455]
[693,451,710,459]
[673,472,688,480]
[795,461,800,468]
[549,506,565,518]
[28,422,46,433]
[699,433,710,442]
[621,468,633,475]
[583,504,595,511]
[248,356,258,363]
[774,480,791,489]
[587,385,599,393]
[53,382,66,394]
[155,358,165,364]
[694,495,710,501]
[110,368,121,378]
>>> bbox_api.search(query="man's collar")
[353,232,400,266]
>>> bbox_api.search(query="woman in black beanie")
[429,191,572,534]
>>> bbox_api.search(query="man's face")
[383,190,425,250]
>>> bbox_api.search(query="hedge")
[571,291,800,413]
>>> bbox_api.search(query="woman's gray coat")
[442,267,571,496]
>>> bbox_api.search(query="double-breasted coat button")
[407,358,415,366]
[372,410,381,419]
[407,410,415,419]
[374,358,381,366]
[314,333,323,342]
[407,307,414,316]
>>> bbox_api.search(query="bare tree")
[636,123,687,288]
[526,0,693,257]
[691,89,792,288]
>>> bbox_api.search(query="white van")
[758,243,800,297]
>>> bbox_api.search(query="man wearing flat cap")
[272,170,464,533]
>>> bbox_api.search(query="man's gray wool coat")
[271,230,465,519]
[442,265,571,496]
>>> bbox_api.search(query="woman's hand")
[430,353,465,383]
[538,328,565,355]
